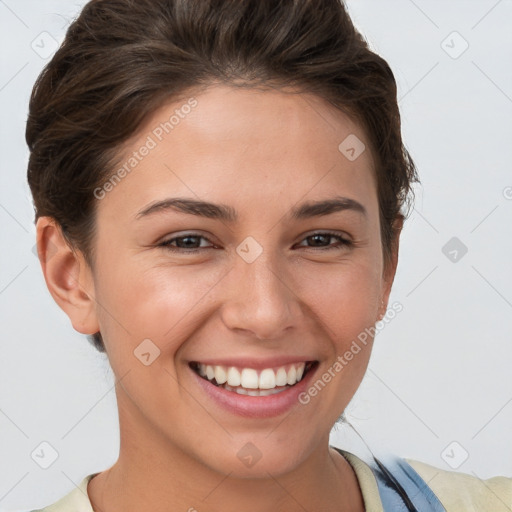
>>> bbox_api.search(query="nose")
[220,248,300,341]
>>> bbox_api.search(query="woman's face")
[67,84,396,477]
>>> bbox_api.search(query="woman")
[26,0,511,510]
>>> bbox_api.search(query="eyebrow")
[135,195,367,222]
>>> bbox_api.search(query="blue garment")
[333,446,446,511]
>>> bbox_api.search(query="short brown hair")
[26,0,418,353]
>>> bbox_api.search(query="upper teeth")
[197,362,307,389]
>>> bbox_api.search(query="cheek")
[93,258,227,354]
[295,261,381,410]
[298,257,382,335]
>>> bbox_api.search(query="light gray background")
[1,0,511,510]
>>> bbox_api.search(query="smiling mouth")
[189,360,318,396]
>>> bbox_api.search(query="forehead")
[97,84,377,221]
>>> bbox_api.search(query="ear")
[378,215,403,319]
[35,216,100,335]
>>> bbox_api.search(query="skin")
[37,83,401,512]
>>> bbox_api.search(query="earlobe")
[35,216,100,335]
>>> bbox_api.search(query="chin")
[191,434,311,479]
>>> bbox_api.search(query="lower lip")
[190,363,318,418]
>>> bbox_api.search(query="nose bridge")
[221,237,297,339]
[238,247,285,299]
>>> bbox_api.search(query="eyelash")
[158,231,353,253]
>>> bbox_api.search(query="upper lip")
[189,356,317,370]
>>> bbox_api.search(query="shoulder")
[334,445,511,512]
[406,458,512,512]
[29,473,97,512]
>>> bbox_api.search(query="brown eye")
[160,233,214,252]
[297,232,352,250]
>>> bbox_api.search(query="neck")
[88,391,364,512]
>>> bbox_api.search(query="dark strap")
[369,454,447,511]
[333,447,447,511]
